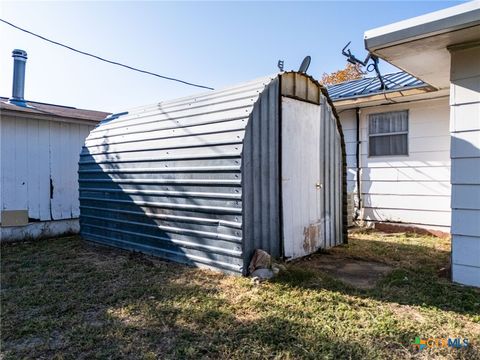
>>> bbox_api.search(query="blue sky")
[0,1,465,112]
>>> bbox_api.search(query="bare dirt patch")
[296,253,393,289]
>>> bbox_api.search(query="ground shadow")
[276,236,480,317]
[5,237,467,359]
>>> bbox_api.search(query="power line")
[0,18,214,91]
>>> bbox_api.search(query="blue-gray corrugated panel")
[79,72,346,275]
[326,71,427,101]
[79,76,275,274]
[242,78,281,269]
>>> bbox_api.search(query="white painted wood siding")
[0,115,94,223]
[338,97,451,231]
[450,44,480,287]
[338,109,358,223]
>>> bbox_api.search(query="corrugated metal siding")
[320,95,344,248]
[79,76,276,274]
[242,78,281,269]
[79,72,346,275]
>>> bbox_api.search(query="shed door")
[281,97,322,259]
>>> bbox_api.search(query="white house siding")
[337,109,358,223]
[450,44,480,287]
[338,97,451,232]
[0,115,94,230]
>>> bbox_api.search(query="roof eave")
[364,2,480,51]
[331,83,434,102]
[1,108,105,125]
[332,85,437,108]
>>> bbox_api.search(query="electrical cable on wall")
[0,18,215,90]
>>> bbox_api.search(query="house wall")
[338,97,451,232]
[0,114,94,239]
[449,44,480,287]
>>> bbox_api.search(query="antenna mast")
[341,41,387,90]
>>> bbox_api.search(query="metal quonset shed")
[79,72,347,275]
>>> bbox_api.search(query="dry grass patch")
[1,231,479,359]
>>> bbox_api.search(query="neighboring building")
[328,72,451,236]
[361,1,479,287]
[0,50,110,241]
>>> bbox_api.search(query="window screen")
[369,110,408,156]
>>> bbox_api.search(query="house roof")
[0,97,110,123]
[326,71,428,101]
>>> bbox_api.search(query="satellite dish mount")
[341,41,387,90]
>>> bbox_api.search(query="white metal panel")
[70,124,80,218]
[339,98,451,230]
[343,128,357,141]
[363,194,450,211]
[408,120,450,138]
[15,118,29,213]
[451,158,480,184]
[452,235,480,268]
[282,97,321,259]
[344,142,357,156]
[339,111,358,224]
[451,130,480,158]
[361,180,451,196]
[450,103,480,132]
[452,264,480,287]
[450,76,480,105]
[452,209,480,237]
[1,118,17,215]
[359,136,450,154]
[363,207,451,227]
[452,184,480,209]
[59,122,72,219]
[1,114,97,226]
[346,169,357,182]
[362,166,450,182]
[450,44,480,288]
[346,155,357,167]
[38,120,51,221]
[50,122,75,220]
[50,122,65,220]
[361,152,451,168]
[26,119,40,220]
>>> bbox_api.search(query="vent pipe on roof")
[10,49,28,107]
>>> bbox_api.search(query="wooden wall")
[0,115,94,223]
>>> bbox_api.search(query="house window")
[369,110,408,156]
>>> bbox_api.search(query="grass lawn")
[1,230,479,359]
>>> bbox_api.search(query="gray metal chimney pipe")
[10,49,28,106]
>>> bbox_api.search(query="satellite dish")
[298,56,311,74]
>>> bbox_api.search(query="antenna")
[298,56,311,74]
[341,41,387,90]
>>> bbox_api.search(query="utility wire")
[0,18,214,90]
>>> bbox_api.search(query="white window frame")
[368,110,409,157]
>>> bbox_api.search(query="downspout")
[355,107,362,220]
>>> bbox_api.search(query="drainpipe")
[355,107,362,220]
